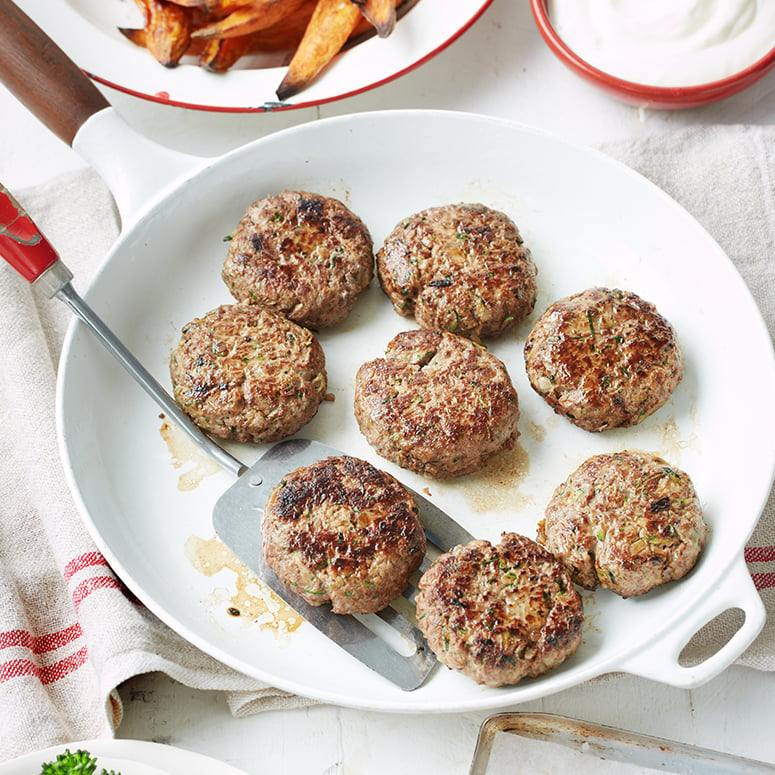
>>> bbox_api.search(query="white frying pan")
[2,1,774,713]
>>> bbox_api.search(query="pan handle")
[0,0,108,147]
[611,554,765,688]
[0,0,208,228]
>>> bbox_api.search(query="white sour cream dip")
[548,0,775,87]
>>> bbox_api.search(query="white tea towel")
[0,170,314,762]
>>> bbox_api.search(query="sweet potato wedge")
[275,0,360,100]
[133,0,193,66]
[199,34,254,70]
[191,0,307,39]
[242,0,318,53]
[163,0,215,7]
[351,0,395,37]
[121,0,410,98]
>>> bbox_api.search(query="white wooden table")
[2,1,775,772]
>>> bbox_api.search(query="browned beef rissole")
[415,532,584,687]
[222,190,375,329]
[538,450,707,597]
[377,202,538,341]
[353,329,520,479]
[262,455,426,615]
[524,287,683,431]
[169,303,327,443]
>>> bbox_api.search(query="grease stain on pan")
[526,421,547,442]
[185,534,303,634]
[160,418,221,491]
[659,415,698,462]
[446,441,533,514]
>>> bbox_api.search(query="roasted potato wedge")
[191,0,307,40]
[243,1,319,53]
[351,0,395,37]
[276,0,361,100]
[163,0,216,7]
[133,0,193,67]
[121,0,409,98]
[199,34,254,70]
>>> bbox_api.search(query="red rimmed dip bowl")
[529,0,775,110]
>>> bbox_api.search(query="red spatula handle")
[0,0,109,146]
[0,184,59,282]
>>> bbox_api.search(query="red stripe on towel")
[0,646,88,685]
[751,571,775,590]
[0,623,82,653]
[63,551,111,581]
[745,546,775,564]
[71,576,123,610]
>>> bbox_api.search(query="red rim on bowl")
[529,0,775,110]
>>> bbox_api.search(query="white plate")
[57,110,775,712]
[1,739,247,774]
[13,0,492,111]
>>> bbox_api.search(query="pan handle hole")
[678,607,745,667]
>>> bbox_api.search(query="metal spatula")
[0,183,474,690]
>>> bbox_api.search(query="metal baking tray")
[469,713,775,774]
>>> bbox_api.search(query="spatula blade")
[212,438,472,691]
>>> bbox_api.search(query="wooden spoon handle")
[0,0,110,146]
